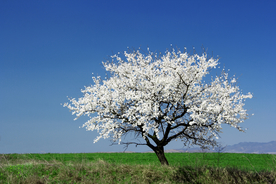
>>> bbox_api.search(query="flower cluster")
[64,47,252,146]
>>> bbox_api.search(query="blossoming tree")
[64,47,253,165]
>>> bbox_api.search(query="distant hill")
[163,141,276,154]
[222,141,276,154]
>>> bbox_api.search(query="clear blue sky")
[1,0,275,154]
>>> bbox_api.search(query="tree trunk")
[153,146,169,165]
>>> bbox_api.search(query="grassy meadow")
[0,151,275,183]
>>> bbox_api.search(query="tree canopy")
[64,47,253,165]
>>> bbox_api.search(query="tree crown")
[64,47,252,149]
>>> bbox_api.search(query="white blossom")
[64,47,253,152]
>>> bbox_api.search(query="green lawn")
[4,151,276,172]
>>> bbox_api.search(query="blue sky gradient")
[1,0,275,154]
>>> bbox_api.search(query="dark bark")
[139,124,170,165]
[152,146,169,165]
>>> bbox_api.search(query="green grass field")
[0,152,275,183]
[3,152,276,172]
